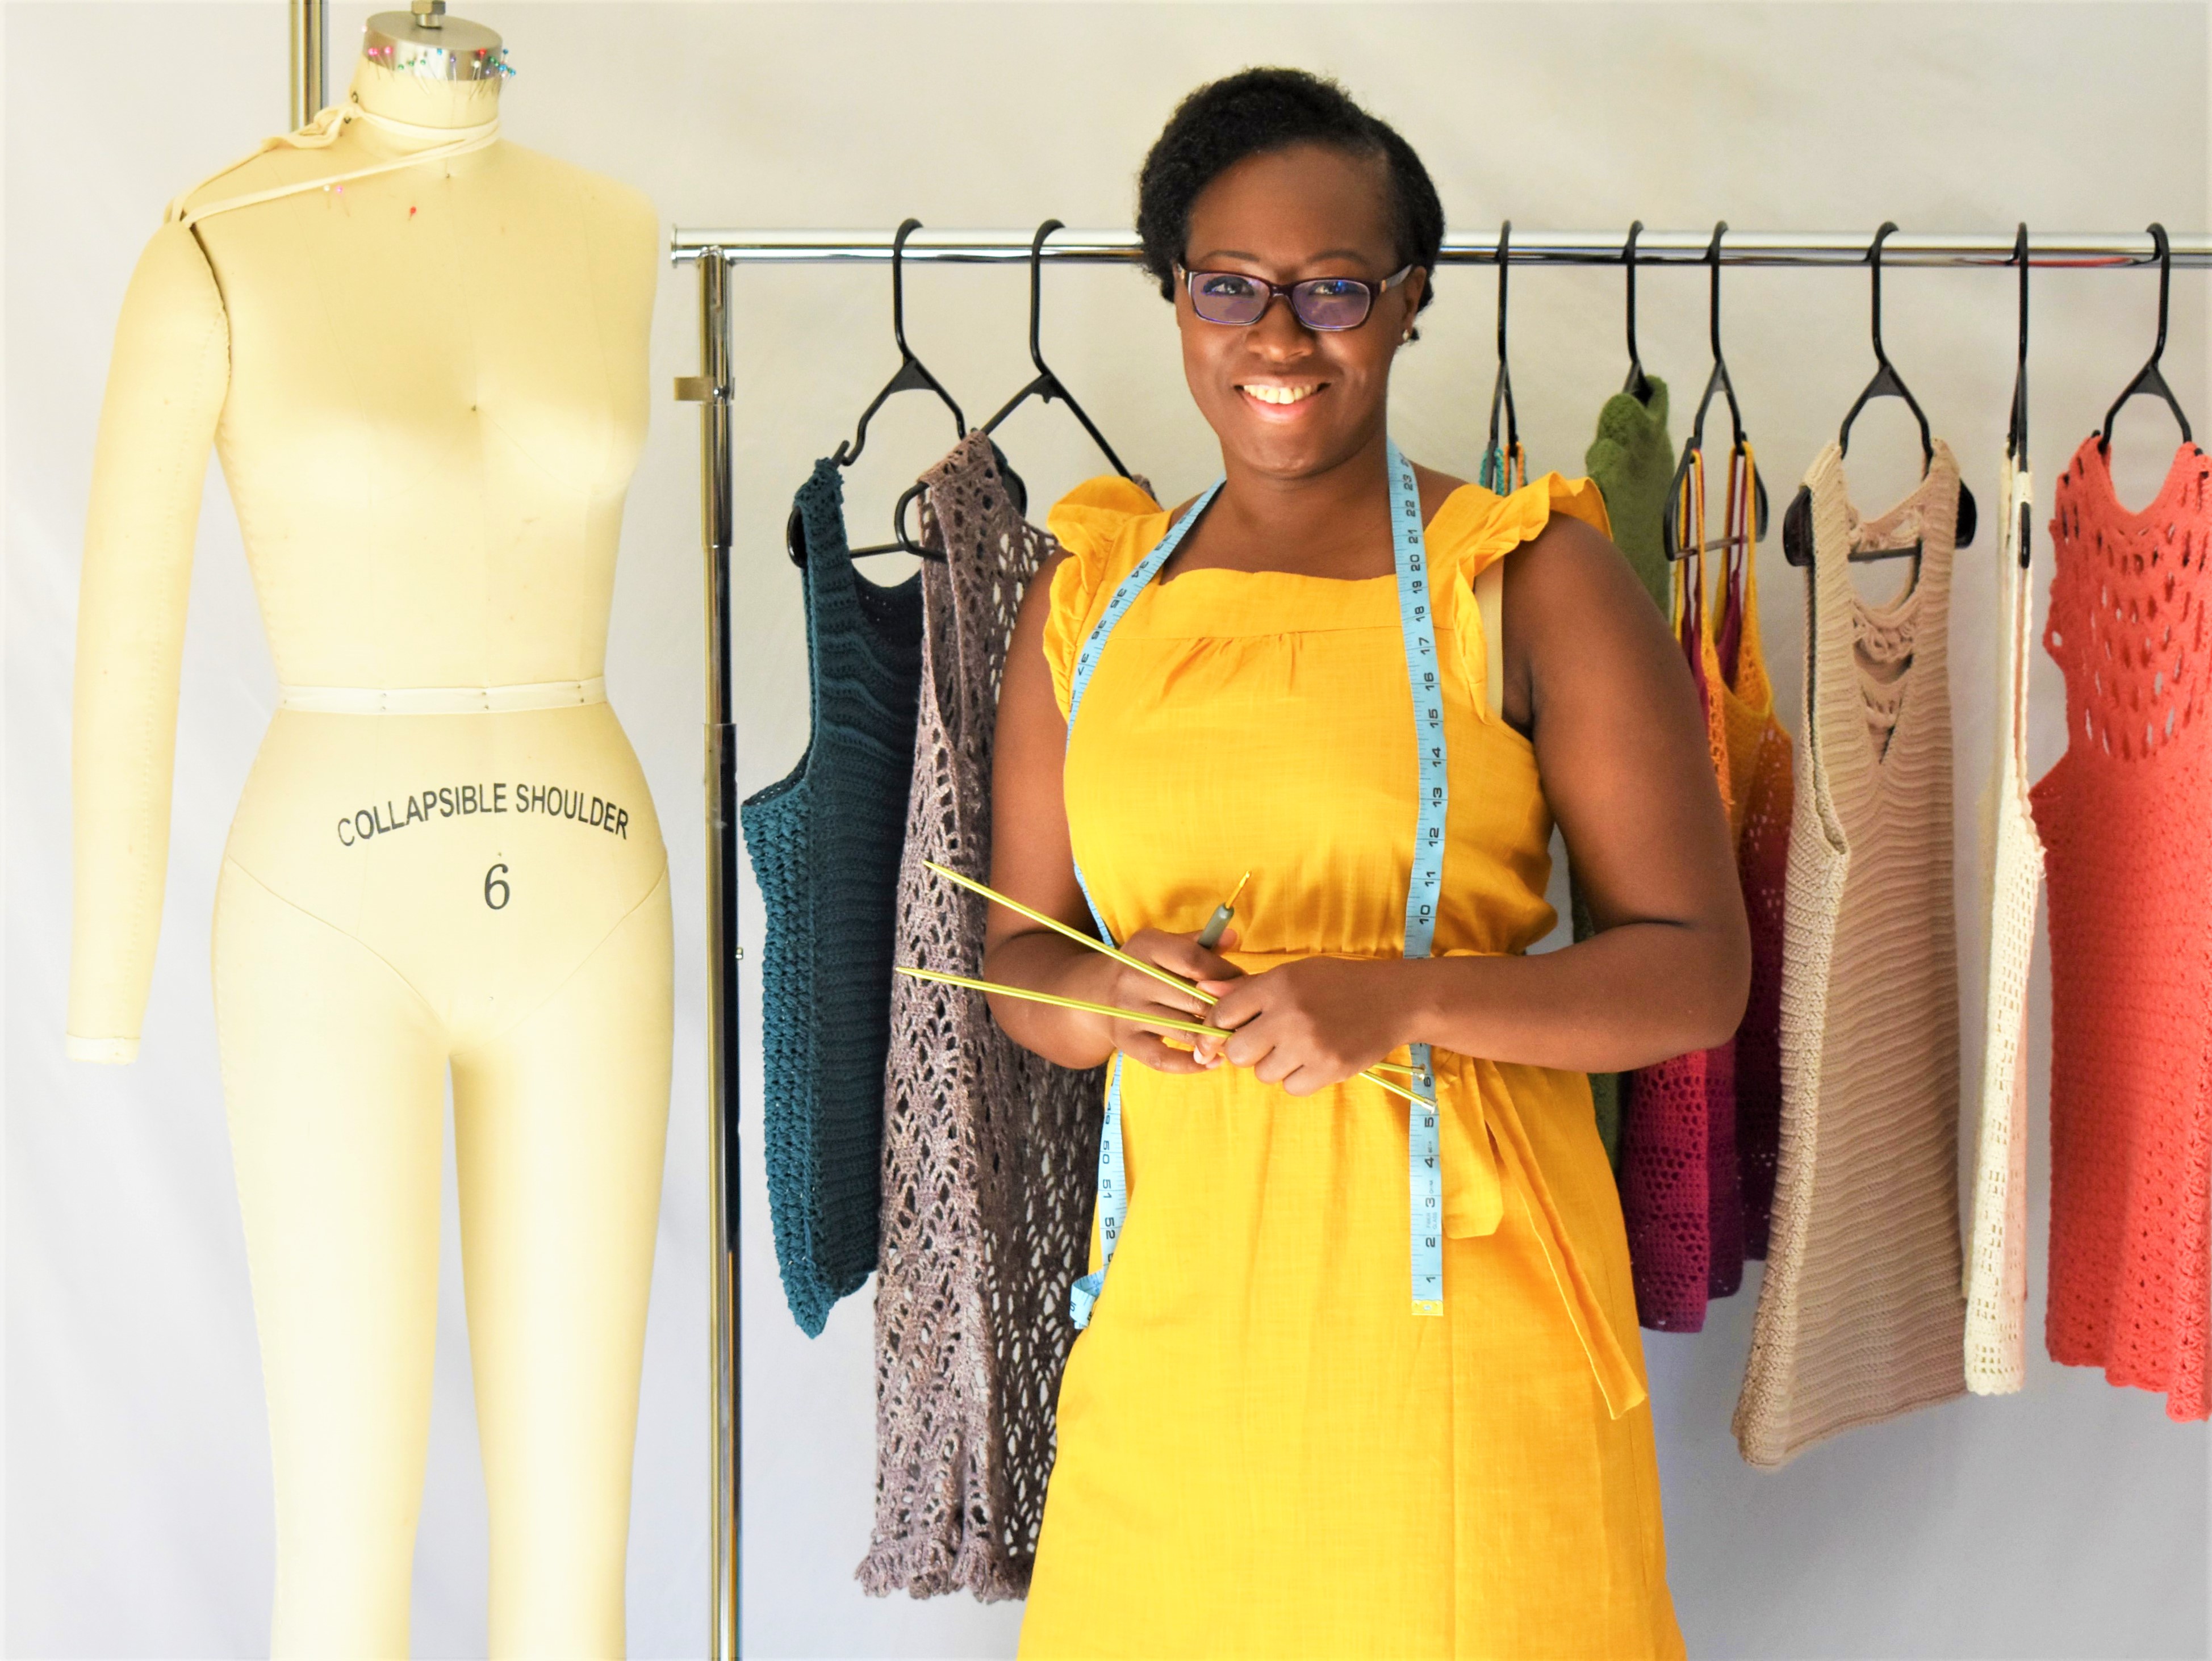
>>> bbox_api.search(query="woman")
[988,69,1741,1658]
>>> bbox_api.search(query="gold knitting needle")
[895,965,1235,1041]
[925,858,1424,1106]
[925,859,1211,1009]
[899,965,1426,1108]
[922,859,1427,1104]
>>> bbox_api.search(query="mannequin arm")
[68,223,230,1062]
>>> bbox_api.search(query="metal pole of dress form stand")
[289,0,328,128]
[667,220,2205,1659]
[674,253,741,1660]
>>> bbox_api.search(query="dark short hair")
[1136,68,1444,313]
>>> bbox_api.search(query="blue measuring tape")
[1062,445,1447,1327]
[1389,442,1448,1318]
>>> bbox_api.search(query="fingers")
[1128,927,1245,988]
[1205,974,1265,1030]
[1117,1030,1209,1074]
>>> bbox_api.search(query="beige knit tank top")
[1734,441,1969,1467]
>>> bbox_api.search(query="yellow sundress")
[1017,472,1685,1660]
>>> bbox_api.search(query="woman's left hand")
[1195,957,1414,1095]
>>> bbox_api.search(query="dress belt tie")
[277,677,606,714]
[1220,946,1649,1420]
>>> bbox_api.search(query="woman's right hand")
[1094,926,1244,1075]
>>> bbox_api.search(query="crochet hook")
[921,860,1422,1102]
[1195,871,1253,950]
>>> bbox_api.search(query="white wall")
[7,3,2210,1658]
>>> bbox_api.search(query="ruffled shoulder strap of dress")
[1427,471,1613,585]
[1040,474,1166,718]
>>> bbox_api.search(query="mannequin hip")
[218,701,667,1047]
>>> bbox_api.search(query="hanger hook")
[2150,221,2173,362]
[1495,220,1512,365]
[1868,220,1899,367]
[1623,219,1643,366]
[890,216,922,359]
[1707,220,1728,362]
[1028,218,1063,375]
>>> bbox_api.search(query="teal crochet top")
[1579,379,1676,1168]
[743,459,924,1336]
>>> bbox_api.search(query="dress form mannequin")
[70,17,670,1655]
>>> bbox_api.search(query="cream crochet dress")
[1963,454,2044,1394]
[1734,442,1970,1467]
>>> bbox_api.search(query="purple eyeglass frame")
[1178,263,1416,330]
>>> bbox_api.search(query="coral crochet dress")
[1018,474,1682,1659]
[2031,436,2212,1422]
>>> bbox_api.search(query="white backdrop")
[9,3,2212,1657]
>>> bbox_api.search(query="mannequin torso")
[180,66,655,689]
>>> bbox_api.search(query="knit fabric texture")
[1963,452,2044,1395]
[1734,442,1968,1467]
[862,436,1107,1599]
[1580,378,1675,1165]
[1713,491,1797,1263]
[2031,436,2212,1422]
[743,458,925,1337]
[1621,539,1741,1331]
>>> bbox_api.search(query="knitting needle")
[896,967,1424,1108]
[921,860,1427,1104]
[894,965,1235,1041]
[905,961,1431,1106]
[924,859,1210,1010]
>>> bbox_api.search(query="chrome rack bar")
[672,226,2212,267]
[670,215,2206,1659]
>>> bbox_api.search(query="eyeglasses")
[1180,264,1415,331]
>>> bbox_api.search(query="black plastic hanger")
[1784,223,1977,567]
[792,218,967,565]
[2100,222,2193,452]
[1482,221,1524,491]
[1622,220,1655,405]
[982,219,1133,477]
[1662,223,1770,560]
[2009,223,2033,570]
[879,219,1135,557]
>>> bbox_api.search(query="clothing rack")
[670,224,2205,1659]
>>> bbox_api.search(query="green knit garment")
[744,458,925,1337]
[1578,378,1676,1168]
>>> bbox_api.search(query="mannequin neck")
[346,58,502,135]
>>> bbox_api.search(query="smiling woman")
[984,68,1740,1659]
